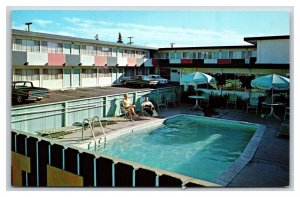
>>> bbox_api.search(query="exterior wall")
[27,52,48,66]
[127,57,137,67]
[117,57,127,66]
[98,76,112,87]
[256,39,289,64]
[136,58,145,67]
[82,78,97,87]
[12,51,27,65]
[170,59,181,64]
[42,79,63,90]
[144,59,153,67]
[48,53,65,66]
[204,59,218,64]
[80,55,94,66]
[107,57,118,66]
[66,54,80,66]
[94,56,107,66]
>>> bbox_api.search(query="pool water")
[96,115,257,182]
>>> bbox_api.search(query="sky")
[11,9,290,48]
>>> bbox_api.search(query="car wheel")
[37,98,42,101]
[16,95,23,104]
[140,84,144,88]
[123,81,127,86]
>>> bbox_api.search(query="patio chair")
[227,94,237,109]
[277,119,289,137]
[284,106,289,120]
[165,93,176,107]
[261,96,272,114]
[120,101,129,119]
[246,97,259,114]
[201,92,210,107]
[155,95,167,111]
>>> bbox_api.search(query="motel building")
[10,29,290,188]
[12,29,289,97]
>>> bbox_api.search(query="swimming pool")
[96,115,260,183]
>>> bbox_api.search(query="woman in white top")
[122,93,136,121]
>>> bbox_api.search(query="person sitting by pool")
[122,93,137,121]
[141,97,158,117]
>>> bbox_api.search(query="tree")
[117,32,123,43]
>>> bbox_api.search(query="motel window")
[169,52,176,59]
[14,39,40,52]
[192,52,197,59]
[183,52,193,59]
[206,52,212,59]
[81,45,96,55]
[229,51,234,59]
[175,52,183,59]
[212,51,219,59]
[118,49,124,57]
[197,52,205,59]
[73,44,80,55]
[124,49,135,58]
[99,47,112,56]
[63,44,71,54]
[99,68,112,77]
[221,51,229,59]
[43,41,63,53]
[241,51,247,59]
[136,51,146,58]
[14,69,40,81]
[43,69,63,80]
[82,69,97,78]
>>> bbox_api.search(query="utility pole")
[25,22,33,32]
[95,34,99,40]
[128,37,134,45]
[170,43,175,48]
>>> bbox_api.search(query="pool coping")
[76,113,267,187]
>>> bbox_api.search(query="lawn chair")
[246,97,259,114]
[227,94,237,109]
[284,106,289,120]
[165,93,176,107]
[155,95,167,111]
[201,92,210,107]
[120,101,129,119]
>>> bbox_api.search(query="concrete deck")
[52,103,290,187]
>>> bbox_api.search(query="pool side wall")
[11,129,220,188]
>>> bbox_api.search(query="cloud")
[13,17,250,48]
[32,19,53,27]
[62,18,249,47]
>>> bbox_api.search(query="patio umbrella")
[251,74,290,103]
[181,72,215,87]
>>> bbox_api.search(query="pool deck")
[52,103,290,188]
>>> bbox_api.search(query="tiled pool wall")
[11,129,219,187]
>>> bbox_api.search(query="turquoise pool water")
[96,115,257,182]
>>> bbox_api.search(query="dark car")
[120,75,159,88]
[12,81,50,103]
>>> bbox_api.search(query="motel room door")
[63,69,71,88]
[170,68,181,82]
[73,69,80,87]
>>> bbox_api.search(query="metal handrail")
[81,118,96,144]
[92,116,106,143]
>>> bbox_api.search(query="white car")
[148,75,168,84]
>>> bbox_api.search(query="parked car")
[12,81,50,104]
[120,75,159,87]
[148,74,168,84]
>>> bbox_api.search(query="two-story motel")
[11,29,289,91]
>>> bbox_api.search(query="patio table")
[262,102,284,119]
[188,95,206,111]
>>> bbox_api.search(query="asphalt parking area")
[11,85,170,107]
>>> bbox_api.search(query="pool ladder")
[81,116,107,149]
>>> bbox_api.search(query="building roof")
[158,45,256,51]
[12,29,157,50]
[244,35,290,45]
